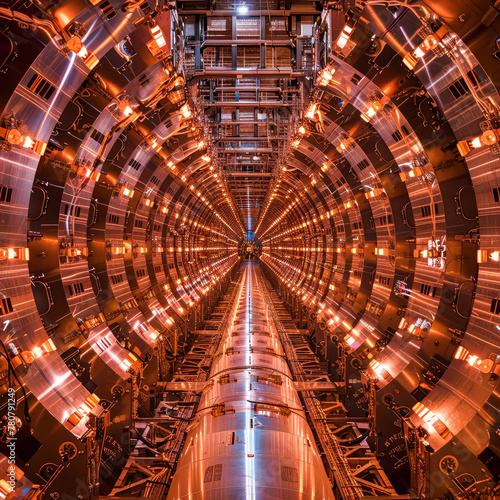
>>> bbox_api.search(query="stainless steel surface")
[167,262,335,499]
[0,0,499,498]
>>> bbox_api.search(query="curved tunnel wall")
[0,0,242,450]
[0,0,499,496]
[256,4,500,490]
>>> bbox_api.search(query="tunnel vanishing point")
[0,0,499,498]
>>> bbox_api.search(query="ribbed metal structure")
[167,261,334,499]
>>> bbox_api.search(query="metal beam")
[178,9,321,15]
[202,101,293,107]
[222,148,274,152]
[189,67,307,81]
[215,120,277,125]
[202,39,294,46]
[230,189,268,193]
[232,195,267,198]
[215,137,276,141]
[213,87,282,92]
[162,381,205,391]
[294,381,341,391]
[228,172,273,177]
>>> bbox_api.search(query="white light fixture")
[237,3,248,14]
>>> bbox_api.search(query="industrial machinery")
[0,0,498,498]
[167,262,335,499]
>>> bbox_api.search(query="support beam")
[202,101,293,107]
[202,39,294,46]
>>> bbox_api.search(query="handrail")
[144,268,245,498]
[258,272,365,500]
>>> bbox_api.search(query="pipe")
[201,101,294,107]
[166,263,335,499]
[228,172,273,177]
[0,6,59,38]
[189,67,307,81]
[202,39,294,46]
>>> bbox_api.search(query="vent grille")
[448,70,480,100]
[99,0,117,19]
[421,204,439,218]
[490,298,500,315]
[203,464,222,483]
[420,283,437,296]
[391,125,409,142]
[379,215,392,225]
[0,297,13,315]
[129,158,141,170]
[68,282,85,297]
[281,466,299,483]
[379,276,392,286]
[0,185,13,203]
[27,73,56,100]
[357,159,369,171]
[111,274,123,285]
[351,73,362,85]
[90,129,105,144]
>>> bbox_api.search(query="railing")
[258,272,365,500]
[143,268,245,498]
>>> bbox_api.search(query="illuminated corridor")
[0,0,499,498]
[167,261,334,499]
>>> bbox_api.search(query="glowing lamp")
[32,339,56,359]
[305,103,317,120]
[336,21,355,49]
[403,25,448,70]
[457,128,499,156]
[180,104,192,119]
[150,24,167,49]
[117,101,133,117]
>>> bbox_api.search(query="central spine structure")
[167,261,334,499]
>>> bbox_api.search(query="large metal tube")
[167,261,335,499]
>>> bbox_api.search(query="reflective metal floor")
[167,261,335,499]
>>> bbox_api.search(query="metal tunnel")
[167,262,334,499]
[0,0,499,498]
